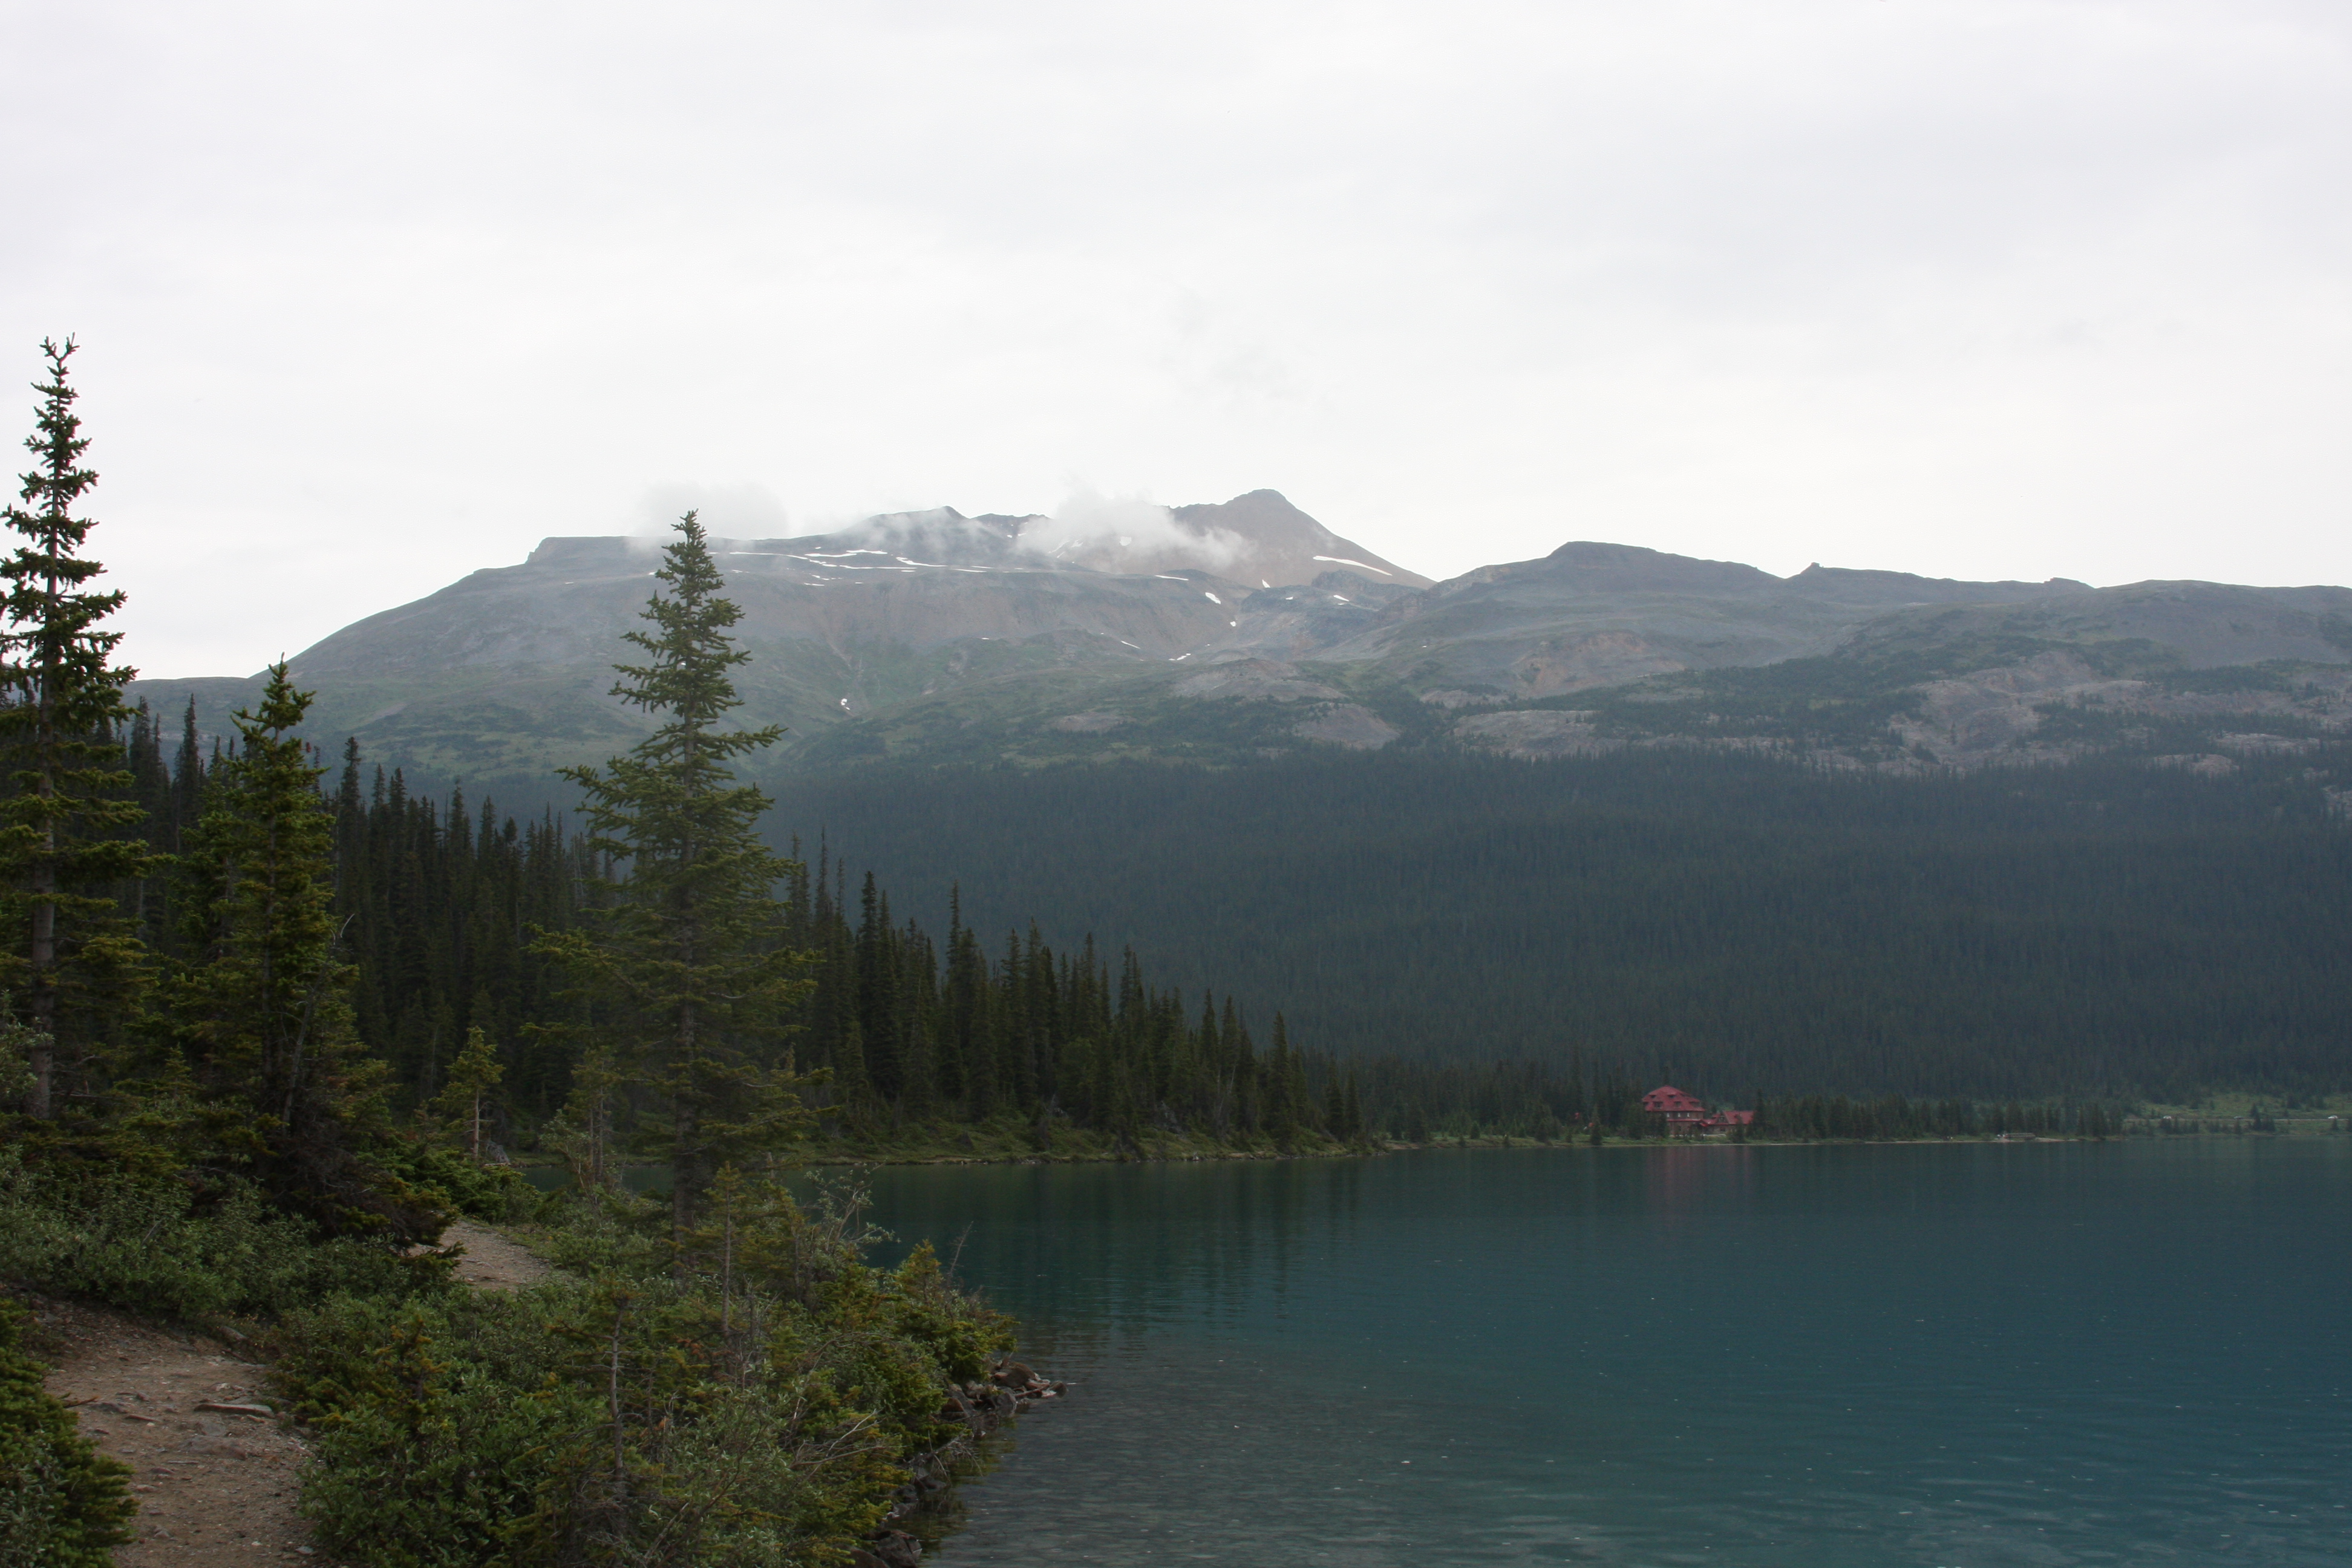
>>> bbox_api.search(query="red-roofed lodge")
[1641,1085,1756,1135]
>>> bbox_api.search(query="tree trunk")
[607,1298,630,1520]
[26,874,52,1119]
[26,766,55,1119]
[27,565,59,1119]
[671,997,698,1256]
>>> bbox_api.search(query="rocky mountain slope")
[131,491,2352,792]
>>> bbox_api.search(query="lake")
[857,1140,2351,1566]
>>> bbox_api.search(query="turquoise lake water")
[856,1141,2350,1567]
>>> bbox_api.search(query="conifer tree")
[543,1039,625,1194]
[537,513,815,1249]
[429,1025,503,1161]
[169,665,427,1236]
[0,340,149,1117]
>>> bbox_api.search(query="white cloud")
[1,0,2345,673]
[1024,489,1247,571]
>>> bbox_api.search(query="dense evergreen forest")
[766,746,2352,1105]
[119,702,1371,1153]
[113,696,2339,1152]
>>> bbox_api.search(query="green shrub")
[272,1285,583,1428]
[0,1146,443,1320]
[284,1297,582,1568]
[277,1180,1018,1567]
[377,1142,538,1224]
[0,1298,136,1568]
[885,1243,1010,1386]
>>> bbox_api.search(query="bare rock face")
[1172,660,1346,702]
[1313,541,2007,700]
[2151,754,2239,777]
[1846,580,2352,669]
[2214,733,2318,755]
[1454,710,1613,759]
[1891,652,2145,765]
[1886,653,2352,768]
[1505,631,1687,697]
[1292,706,1400,750]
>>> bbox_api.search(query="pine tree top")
[9,339,103,568]
[603,511,783,768]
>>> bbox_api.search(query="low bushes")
[0,1298,136,1568]
[0,1145,444,1322]
[273,1177,1013,1567]
[0,1134,1013,1566]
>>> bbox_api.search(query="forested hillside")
[767,746,2352,1103]
[120,702,1368,1152]
[120,690,2352,1128]
[98,641,2352,1148]
[115,703,2215,1152]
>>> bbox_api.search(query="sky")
[2,0,2347,678]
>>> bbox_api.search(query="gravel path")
[27,1220,548,1565]
[31,1295,328,1567]
[441,1217,550,1291]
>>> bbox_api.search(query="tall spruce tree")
[538,512,814,1250]
[0,339,149,1118]
[169,665,427,1236]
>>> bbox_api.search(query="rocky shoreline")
[855,1358,1068,1568]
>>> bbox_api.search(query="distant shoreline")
[795,1123,2347,1166]
[509,1121,2342,1191]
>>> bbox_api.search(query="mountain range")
[132,489,2352,797]
[121,489,2352,1091]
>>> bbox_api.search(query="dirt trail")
[30,1294,328,1567]
[441,1217,550,1291]
[30,1221,547,1566]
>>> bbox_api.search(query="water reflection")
[869,1157,1374,1360]
[860,1142,2352,1567]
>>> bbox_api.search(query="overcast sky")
[4,0,2347,678]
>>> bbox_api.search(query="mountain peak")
[1530,541,1782,594]
[1060,490,1430,588]
[526,491,1424,591]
